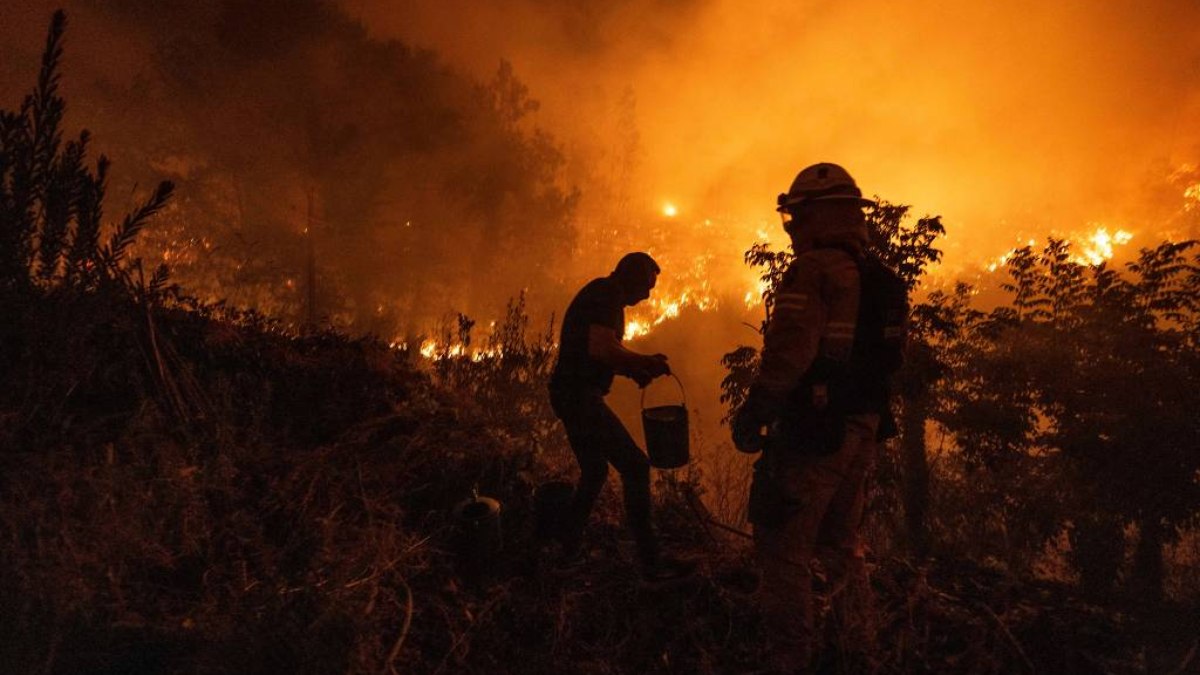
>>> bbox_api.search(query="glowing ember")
[404,337,505,362]
[744,278,772,308]
[985,253,1012,274]
[1185,183,1200,210]
[419,339,439,359]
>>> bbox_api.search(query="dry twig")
[383,577,414,675]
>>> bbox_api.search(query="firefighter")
[549,252,696,584]
[732,163,908,670]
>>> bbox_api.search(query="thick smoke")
[3,0,1199,333]
[347,0,1200,442]
[5,1,1197,453]
[2,1,579,336]
[351,0,1200,270]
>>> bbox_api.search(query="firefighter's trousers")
[753,413,880,670]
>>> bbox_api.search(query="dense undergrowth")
[6,291,1196,674]
[2,301,1196,674]
[3,11,1199,675]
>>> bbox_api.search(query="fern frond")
[149,262,171,295]
[102,180,174,272]
[29,10,66,209]
[1,11,68,289]
[67,152,106,283]
[37,135,85,282]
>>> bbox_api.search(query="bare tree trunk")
[1133,516,1165,601]
[1072,512,1123,597]
[901,394,931,557]
[233,173,246,230]
[304,188,317,330]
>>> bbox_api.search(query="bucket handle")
[641,373,687,410]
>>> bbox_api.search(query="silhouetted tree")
[0,10,173,298]
[80,0,577,332]
[939,239,1200,597]
[1,11,176,445]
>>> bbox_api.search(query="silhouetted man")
[733,163,908,670]
[549,252,694,583]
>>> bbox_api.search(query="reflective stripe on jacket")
[755,247,860,397]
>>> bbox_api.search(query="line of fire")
[1,3,1198,674]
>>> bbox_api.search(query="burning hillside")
[3,0,1199,339]
[3,5,1200,675]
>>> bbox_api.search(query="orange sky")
[348,0,1200,271]
[3,0,1197,296]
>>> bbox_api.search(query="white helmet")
[777,162,874,212]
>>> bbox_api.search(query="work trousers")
[753,413,880,671]
[550,388,659,566]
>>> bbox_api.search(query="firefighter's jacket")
[756,247,861,400]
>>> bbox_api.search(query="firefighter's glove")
[731,386,780,454]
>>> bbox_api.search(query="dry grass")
[2,297,1198,673]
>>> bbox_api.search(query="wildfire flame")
[392,338,504,362]
[623,285,720,340]
[626,223,1136,342]
[744,277,772,308]
[985,226,1134,272]
[620,236,739,341]
[390,218,1146,360]
[1185,182,1200,211]
[1078,227,1134,266]
[395,178,1195,357]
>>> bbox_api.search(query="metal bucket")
[454,493,502,576]
[641,374,690,469]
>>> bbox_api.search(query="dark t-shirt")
[550,277,625,395]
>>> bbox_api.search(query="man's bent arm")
[588,325,665,376]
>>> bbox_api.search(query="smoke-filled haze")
[354,0,1200,264]
[4,0,1200,455]
[3,0,1199,327]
